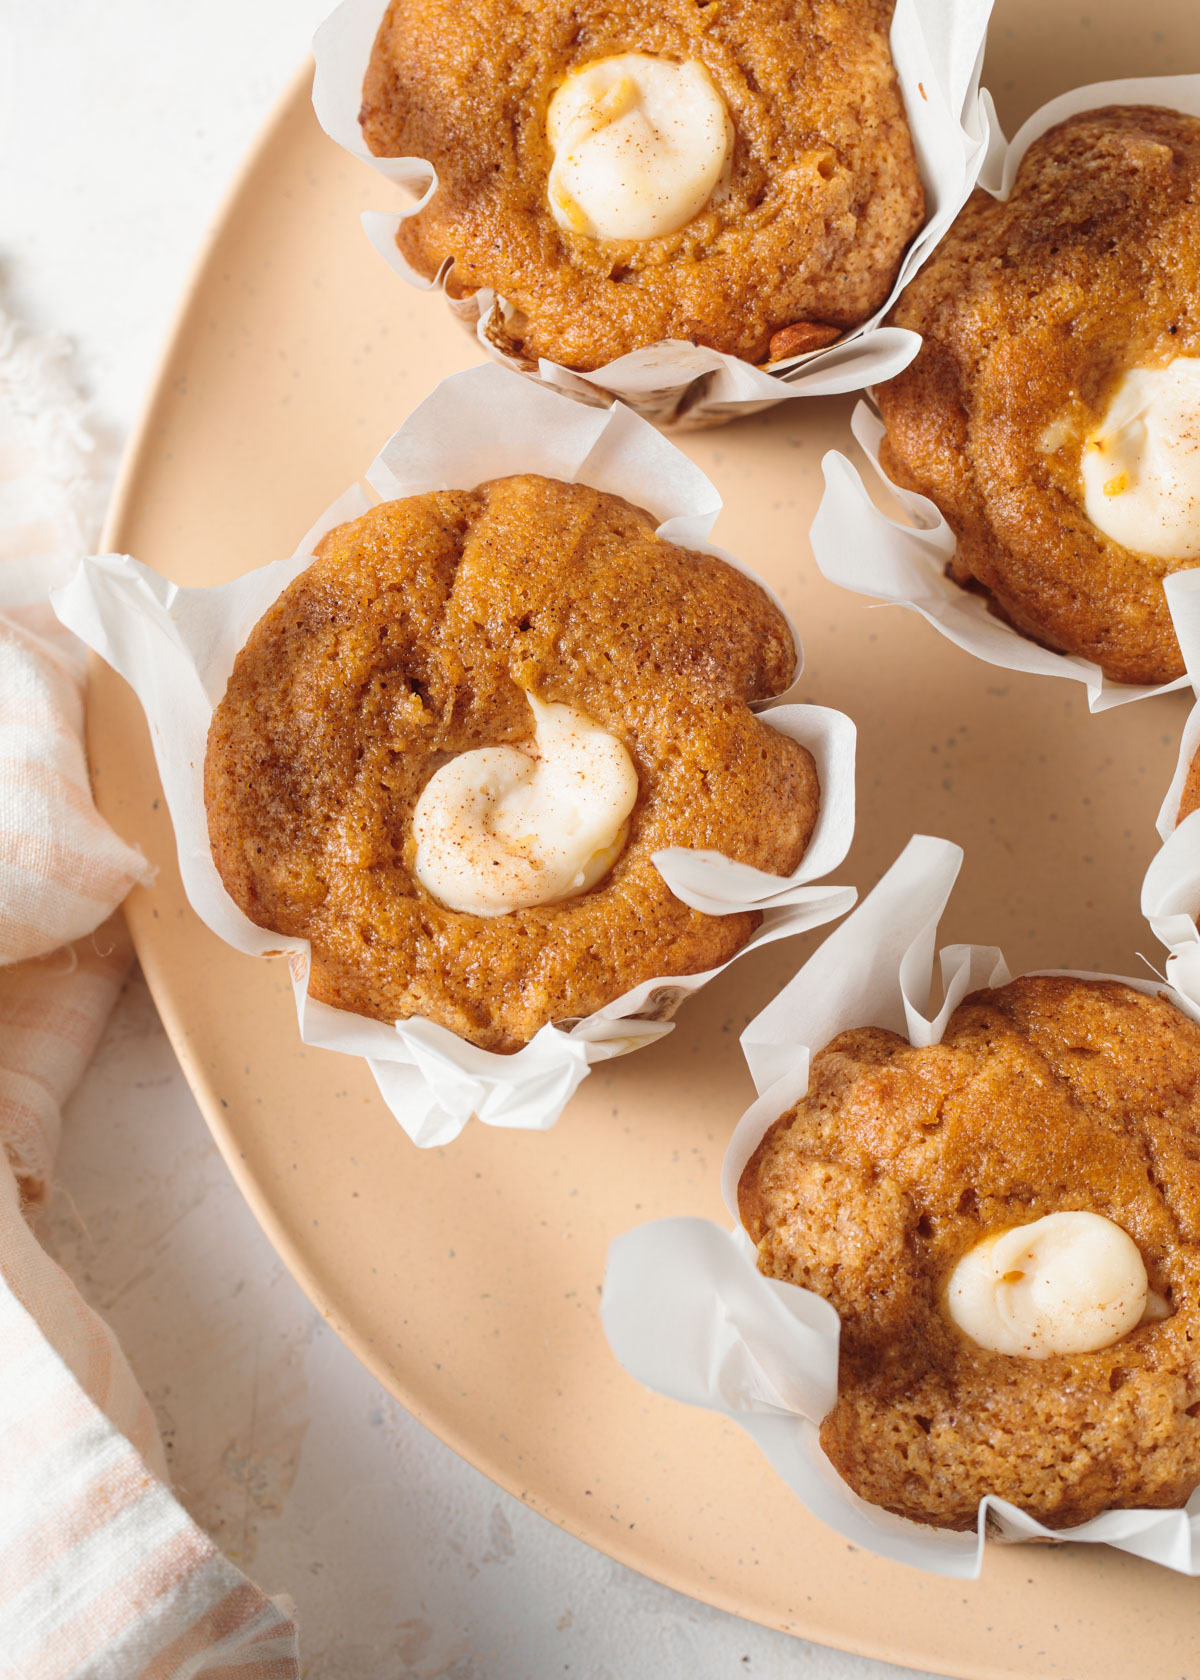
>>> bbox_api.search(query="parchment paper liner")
[310,0,995,429]
[53,363,857,1149]
[811,74,1200,712]
[604,833,1200,1577]
[1142,571,1200,1014]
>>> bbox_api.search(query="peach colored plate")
[92,5,1200,1674]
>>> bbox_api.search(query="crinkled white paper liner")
[311,0,995,427]
[603,832,1200,1576]
[1141,571,1200,1014]
[53,363,857,1149]
[811,74,1200,711]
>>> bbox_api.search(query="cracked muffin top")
[359,0,924,371]
[877,106,1200,686]
[739,975,1200,1530]
[204,474,820,1052]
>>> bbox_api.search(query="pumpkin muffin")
[205,474,820,1052]
[876,106,1200,686]
[358,0,925,371]
[738,976,1200,1530]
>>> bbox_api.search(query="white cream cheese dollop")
[546,54,732,241]
[945,1212,1161,1358]
[412,694,638,917]
[1081,359,1200,559]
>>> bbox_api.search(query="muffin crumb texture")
[359,0,924,370]
[877,106,1200,685]
[205,475,818,1052]
[738,976,1200,1529]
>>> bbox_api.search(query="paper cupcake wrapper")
[53,363,857,1149]
[604,833,1200,1577]
[1141,571,1200,1013]
[811,74,1200,711]
[311,0,996,428]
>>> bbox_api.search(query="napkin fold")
[0,306,300,1679]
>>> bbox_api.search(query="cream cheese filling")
[945,1211,1167,1358]
[1081,359,1200,560]
[546,54,732,242]
[412,694,638,917]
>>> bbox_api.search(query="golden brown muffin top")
[205,475,819,1051]
[877,106,1200,686]
[360,0,924,370]
[739,976,1200,1529]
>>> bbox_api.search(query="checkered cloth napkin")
[0,309,301,1678]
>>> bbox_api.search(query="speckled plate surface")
[92,5,1200,1674]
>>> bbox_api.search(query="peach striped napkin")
[0,308,301,1678]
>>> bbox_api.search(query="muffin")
[738,975,1200,1530]
[876,106,1200,686]
[357,0,925,371]
[205,473,820,1053]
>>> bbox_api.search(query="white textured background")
[1,5,946,1676]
